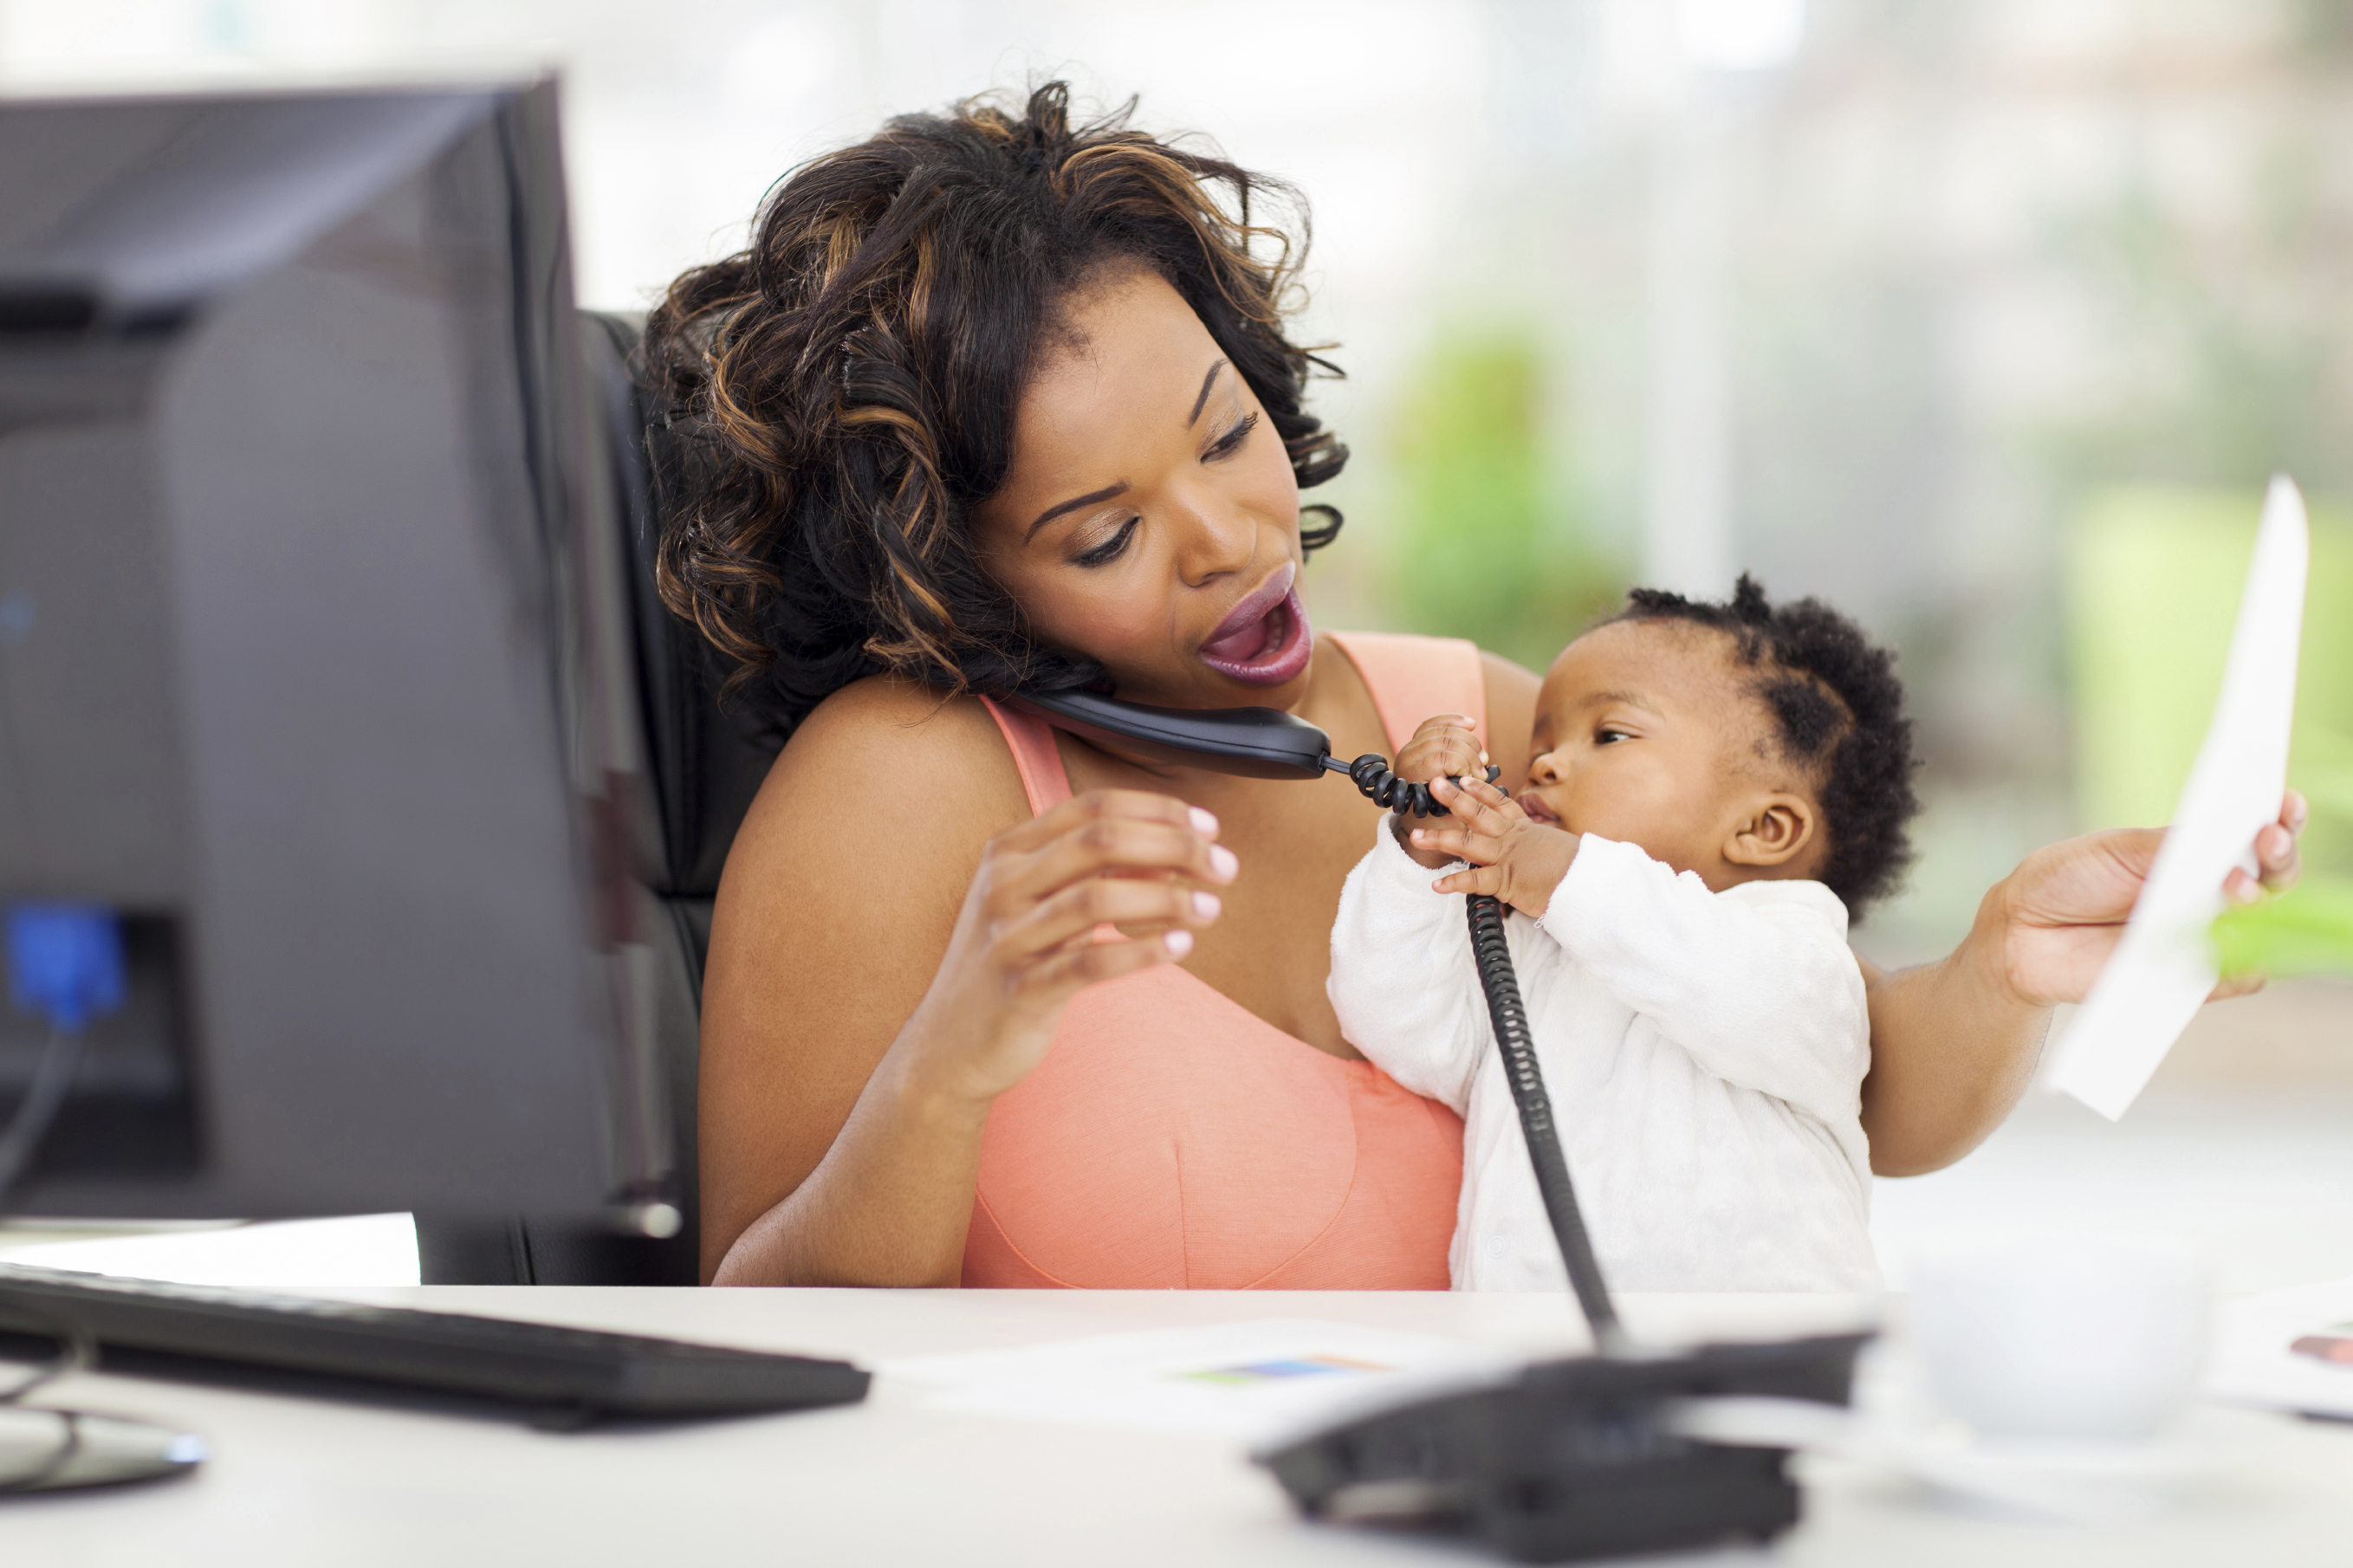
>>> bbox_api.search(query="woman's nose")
[1169,478,1256,588]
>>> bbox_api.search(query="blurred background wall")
[4,0,2350,1283]
[8,0,2351,958]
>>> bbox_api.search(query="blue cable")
[1,904,126,1199]
[7,904,126,1033]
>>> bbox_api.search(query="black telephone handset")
[1009,689,1335,780]
[1017,684,1866,1564]
[1008,687,1499,813]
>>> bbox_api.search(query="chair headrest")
[580,310,780,900]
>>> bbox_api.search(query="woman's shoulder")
[1477,649,1539,750]
[785,672,1017,772]
[1327,630,1540,783]
[1328,631,1539,704]
[728,675,1031,889]
[1475,649,1539,789]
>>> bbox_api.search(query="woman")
[654,86,2302,1289]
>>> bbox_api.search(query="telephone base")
[1253,1332,1868,1564]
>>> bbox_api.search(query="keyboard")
[0,1264,869,1423]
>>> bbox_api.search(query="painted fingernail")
[1209,845,1239,879]
[1192,890,1221,918]
[1165,929,1194,957]
[1188,806,1218,837]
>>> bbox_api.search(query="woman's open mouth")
[1197,565,1313,687]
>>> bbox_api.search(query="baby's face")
[1520,620,1814,889]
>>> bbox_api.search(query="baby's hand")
[1390,714,1490,871]
[1393,713,1487,794]
[1405,775,1578,919]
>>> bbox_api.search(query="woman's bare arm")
[1855,909,2050,1178]
[697,678,1233,1286]
[697,682,1011,1285]
[1860,796,2308,1176]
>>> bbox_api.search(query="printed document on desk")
[883,1319,1521,1443]
[2044,475,2309,1121]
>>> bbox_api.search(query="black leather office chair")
[414,313,781,1285]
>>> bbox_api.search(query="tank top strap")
[977,697,1073,817]
[1324,631,1488,755]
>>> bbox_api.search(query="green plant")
[2212,735,2353,977]
[1383,331,1623,672]
[2214,876,2353,978]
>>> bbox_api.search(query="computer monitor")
[0,81,670,1224]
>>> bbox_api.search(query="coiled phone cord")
[1462,893,1625,1349]
[1341,754,1627,1352]
[1341,753,1452,817]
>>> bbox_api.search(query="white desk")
[0,1286,2345,1566]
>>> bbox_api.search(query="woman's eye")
[1204,411,1260,462]
[1073,516,1138,568]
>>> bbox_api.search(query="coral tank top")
[963,632,1486,1289]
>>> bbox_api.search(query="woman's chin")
[1197,587,1314,690]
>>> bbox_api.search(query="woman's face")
[975,266,1310,709]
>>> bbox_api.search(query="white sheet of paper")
[2043,475,2309,1120]
[2204,1273,2353,1420]
[881,1319,1523,1443]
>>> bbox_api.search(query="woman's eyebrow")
[1027,481,1131,541]
[1022,359,1229,540]
[1187,359,1228,426]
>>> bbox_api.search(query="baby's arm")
[1539,837,1868,1126]
[1326,822,1501,1117]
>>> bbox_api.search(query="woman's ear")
[1723,792,1818,871]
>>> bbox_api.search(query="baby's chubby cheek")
[1546,793,1682,861]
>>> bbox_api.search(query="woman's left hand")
[1988,789,2308,1009]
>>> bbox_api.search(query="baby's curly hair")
[643,82,1345,727]
[1611,575,1920,915]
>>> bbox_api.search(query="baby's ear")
[1723,792,1819,871]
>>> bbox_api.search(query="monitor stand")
[0,1404,204,1492]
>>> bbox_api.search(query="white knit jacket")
[1326,821,1877,1293]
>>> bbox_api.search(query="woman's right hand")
[897,787,1236,1107]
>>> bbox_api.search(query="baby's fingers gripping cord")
[1343,756,1501,819]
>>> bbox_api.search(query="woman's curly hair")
[1611,575,1921,916]
[643,82,1346,728]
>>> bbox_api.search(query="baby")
[1326,577,1920,1292]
